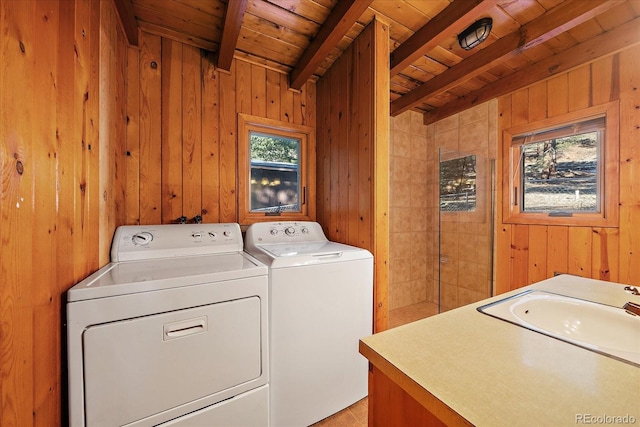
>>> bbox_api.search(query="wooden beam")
[112,0,138,46]
[138,21,218,53]
[390,0,497,77]
[391,0,620,116]
[218,0,248,71]
[422,16,640,125]
[289,0,373,90]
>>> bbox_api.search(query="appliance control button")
[192,232,202,239]
[223,230,232,237]
[284,226,295,236]
[208,232,217,239]
[301,227,309,234]
[132,232,153,245]
[270,228,278,235]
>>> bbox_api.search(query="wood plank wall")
[496,45,640,293]
[0,0,127,425]
[125,31,316,225]
[316,18,390,332]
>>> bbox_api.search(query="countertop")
[359,275,640,427]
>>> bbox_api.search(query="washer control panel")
[111,223,242,262]
[245,221,327,246]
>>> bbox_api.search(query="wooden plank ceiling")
[117,0,640,124]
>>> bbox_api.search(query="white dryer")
[67,223,269,427]
[244,221,373,427]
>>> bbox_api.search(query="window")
[440,155,477,212]
[238,114,315,224]
[503,102,619,227]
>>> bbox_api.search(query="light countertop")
[359,275,640,427]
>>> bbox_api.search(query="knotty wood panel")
[368,366,448,427]
[125,31,316,225]
[316,18,390,332]
[496,45,640,290]
[0,1,127,425]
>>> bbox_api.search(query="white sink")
[478,290,640,366]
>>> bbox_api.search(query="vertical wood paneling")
[218,60,237,222]
[126,47,141,224]
[1,1,127,425]
[161,38,183,223]
[592,228,619,282]
[236,60,252,115]
[510,225,529,289]
[266,69,280,120]
[568,227,592,277]
[527,225,547,284]
[547,74,568,116]
[495,96,512,295]
[280,72,294,122]
[201,51,220,223]
[139,32,162,224]
[125,38,317,226]
[251,64,266,117]
[372,18,390,333]
[592,55,616,105]
[357,29,373,250]
[618,45,640,285]
[31,1,59,423]
[510,89,529,126]
[528,82,547,121]
[567,66,591,111]
[1,1,35,425]
[498,46,640,291]
[182,45,202,219]
[316,18,389,331]
[547,226,569,276]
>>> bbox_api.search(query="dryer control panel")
[245,221,328,247]
[112,223,242,262]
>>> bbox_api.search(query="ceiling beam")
[112,0,138,46]
[217,0,248,72]
[390,0,498,77]
[391,0,621,116]
[289,0,373,90]
[422,16,640,125]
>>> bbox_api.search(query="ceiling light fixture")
[458,18,493,50]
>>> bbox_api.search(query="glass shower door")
[438,149,495,312]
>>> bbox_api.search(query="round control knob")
[223,230,232,237]
[301,227,309,234]
[132,232,153,245]
[270,229,278,235]
[284,226,295,236]
[208,232,217,239]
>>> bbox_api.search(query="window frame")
[238,113,316,225]
[502,102,619,227]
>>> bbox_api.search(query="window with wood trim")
[238,114,315,225]
[503,102,619,227]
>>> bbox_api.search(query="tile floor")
[311,301,439,426]
[388,300,439,329]
[311,398,368,427]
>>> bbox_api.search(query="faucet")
[623,301,640,317]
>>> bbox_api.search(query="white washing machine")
[244,221,373,427]
[67,223,269,427]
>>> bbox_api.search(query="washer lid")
[248,241,372,268]
[67,253,267,302]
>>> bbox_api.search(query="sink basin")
[478,290,640,366]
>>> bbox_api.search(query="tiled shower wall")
[389,112,437,310]
[389,101,497,312]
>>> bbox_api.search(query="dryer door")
[82,295,262,426]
